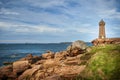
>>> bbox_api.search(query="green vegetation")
[79,44,120,80]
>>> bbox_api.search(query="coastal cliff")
[0,40,120,80]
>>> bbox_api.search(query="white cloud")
[0,8,19,15]
[0,2,2,5]
[15,25,64,33]
[0,40,40,43]
[113,27,120,30]
[0,22,64,33]
[24,0,66,8]
[35,26,64,33]
[98,9,120,19]
[76,27,98,34]
[0,22,13,29]
[1,0,120,28]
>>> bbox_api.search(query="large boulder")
[42,51,54,59]
[18,65,42,80]
[67,40,87,56]
[13,61,30,75]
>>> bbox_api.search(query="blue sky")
[0,0,120,43]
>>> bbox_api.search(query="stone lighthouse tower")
[99,19,106,39]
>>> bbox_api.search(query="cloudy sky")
[0,0,120,43]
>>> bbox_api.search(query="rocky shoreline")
[0,40,120,80]
[0,40,88,80]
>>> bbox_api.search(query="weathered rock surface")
[44,75,62,80]
[19,54,41,64]
[54,51,69,60]
[13,61,30,74]
[18,65,41,80]
[64,56,81,65]
[42,51,54,59]
[55,65,86,75]
[0,65,17,80]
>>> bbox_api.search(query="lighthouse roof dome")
[99,19,105,25]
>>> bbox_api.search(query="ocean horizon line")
[0,42,91,44]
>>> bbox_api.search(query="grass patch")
[78,44,120,80]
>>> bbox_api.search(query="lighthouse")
[99,19,106,39]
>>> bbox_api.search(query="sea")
[0,42,92,66]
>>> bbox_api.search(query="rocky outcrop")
[67,40,87,56]
[67,40,87,50]
[92,38,120,46]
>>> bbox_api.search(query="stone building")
[92,19,120,45]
